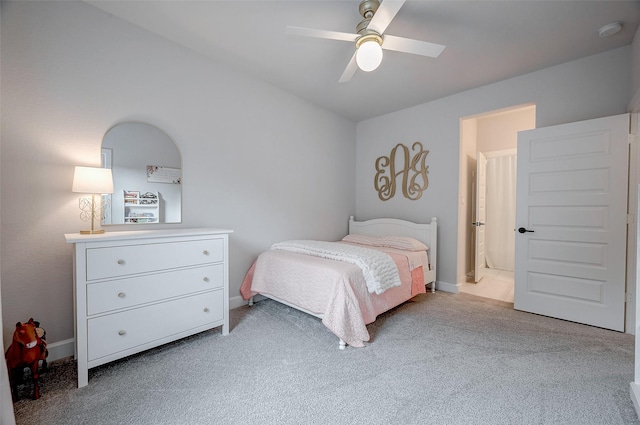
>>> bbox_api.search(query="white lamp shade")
[356,40,383,72]
[72,166,114,194]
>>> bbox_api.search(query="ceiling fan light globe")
[356,40,383,72]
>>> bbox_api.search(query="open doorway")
[457,104,536,302]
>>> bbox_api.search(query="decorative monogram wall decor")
[374,142,429,201]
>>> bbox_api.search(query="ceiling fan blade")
[382,35,445,58]
[368,0,405,34]
[286,26,358,43]
[339,52,358,83]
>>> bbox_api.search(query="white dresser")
[65,228,232,388]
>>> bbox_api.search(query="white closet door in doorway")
[485,150,517,271]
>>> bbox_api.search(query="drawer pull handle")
[118,330,126,336]
[203,307,210,313]
[203,250,209,255]
[117,259,125,265]
[118,292,126,298]
[203,277,209,282]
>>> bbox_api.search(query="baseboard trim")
[229,295,247,310]
[630,382,640,419]
[46,338,74,363]
[436,280,458,293]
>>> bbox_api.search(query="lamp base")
[80,229,106,235]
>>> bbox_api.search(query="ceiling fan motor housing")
[359,0,380,19]
[356,0,382,40]
[356,18,373,34]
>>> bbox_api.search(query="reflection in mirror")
[101,122,182,225]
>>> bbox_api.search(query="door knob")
[472,222,485,226]
[517,227,534,233]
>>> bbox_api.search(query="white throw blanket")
[270,240,402,295]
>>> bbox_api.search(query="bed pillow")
[380,236,429,252]
[341,234,381,247]
[342,234,429,252]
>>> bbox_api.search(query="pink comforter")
[240,247,426,348]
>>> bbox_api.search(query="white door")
[515,114,629,331]
[474,152,487,282]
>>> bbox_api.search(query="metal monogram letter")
[374,142,429,201]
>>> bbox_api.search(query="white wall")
[0,1,356,350]
[356,47,631,290]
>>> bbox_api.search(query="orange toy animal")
[5,318,48,400]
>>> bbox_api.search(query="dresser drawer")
[87,290,223,362]
[86,238,224,280]
[86,264,224,316]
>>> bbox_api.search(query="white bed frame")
[250,216,438,349]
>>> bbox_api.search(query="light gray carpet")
[11,292,639,425]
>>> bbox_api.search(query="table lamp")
[72,166,114,234]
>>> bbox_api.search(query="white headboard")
[348,216,437,289]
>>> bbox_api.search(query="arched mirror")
[101,122,182,225]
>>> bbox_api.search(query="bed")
[240,216,437,349]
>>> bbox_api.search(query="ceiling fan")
[287,0,446,83]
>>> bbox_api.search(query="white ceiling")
[86,0,640,122]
